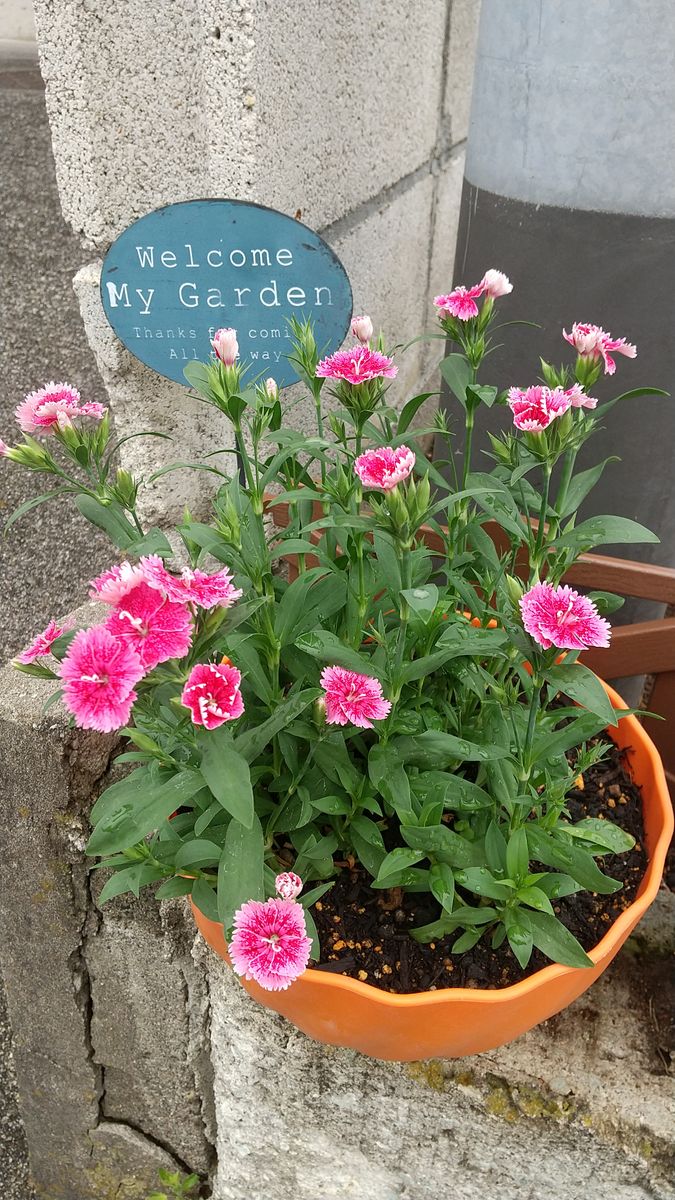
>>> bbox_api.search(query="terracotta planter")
[191,681,673,1061]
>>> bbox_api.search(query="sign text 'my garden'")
[100,200,353,387]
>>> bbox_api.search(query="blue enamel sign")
[100,200,353,388]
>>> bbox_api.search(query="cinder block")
[444,0,482,146]
[204,944,675,1200]
[332,172,436,403]
[34,0,449,249]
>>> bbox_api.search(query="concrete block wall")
[32,0,481,522]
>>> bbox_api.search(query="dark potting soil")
[310,734,648,993]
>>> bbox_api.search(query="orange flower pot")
[191,681,673,1061]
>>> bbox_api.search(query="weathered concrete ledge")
[0,607,672,1199]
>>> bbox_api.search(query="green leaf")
[532,710,608,763]
[484,820,507,874]
[294,631,382,678]
[526,826,621,894]
[555,514,659,553]
[413,771,493,813]
[402,824,483,867]
[558,459,618,519]
[350,815,386,877]
[98,863,165,904]
[155,876,194,899]
[217,815,264,932]
[563,817,635,854]
[401,585,439,623]
[429,862,455,914]
[506,828,529,882]
[594,386,669,418]
[275,570,346,647]
[368,743,412,818]
[375,847,426,883]
[75,495,137,549]
[127,527,174,558]
[466,384,498,408]
[440,353,472,408]
[199,731,254,828]
[504,907,534,969]
[397,391,437,433]
[393,730,510,766]
[545,663,618,727]
[521,908,593,968]
[87,770,204,856]
[234,689,319,762]
[455,866,514,901]
[516,885,554,915]
[184,360,217,398]
[174,839,222,870]
[191,877,219,922]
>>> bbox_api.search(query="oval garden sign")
[100,199,353,388]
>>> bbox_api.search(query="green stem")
[532,464,552,577]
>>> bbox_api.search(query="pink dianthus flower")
[562,323,637,375]
[104,582,192,670]
[320,664,392,729]
[315,345,397,385]
[89,556,165,605]
[351,314,374,344]
[15,383,107,435]
[434,283,484,321]
[16,618,72,664]
[211,328,239,365]
[229,897,312,991]
[275,871,303,901]
[143,561,243,610]
[354,444,415,491]
[507,385,571,432]
[520,582,611,651]
[60,625,143,733]
[480,269,513,298]
[565,383,598,410]
[181,661,244,730]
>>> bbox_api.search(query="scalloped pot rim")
[191,678,673,1056]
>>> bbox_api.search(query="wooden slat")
[642,670,675,787]
[580,619,675,676]
[564,554,675,604]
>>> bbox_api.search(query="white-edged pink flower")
[15,383,85,435]
[60,625,144,733]
[320,665,392,729]
[181,661,244,730]
[16,618,73,665]
[229,897,312,991]
[104,582,192,670]
[275,871,303,901]
[89,556,165,605]
[507,385,572,432]
[354,445,415,491]
[212,328,239,366]
[264,378,278,400]
[520,582,611,651]
[351,314,374,344]
[0,439,10,457]
[434,283,484,321]
[315,346,397,385]
[562,323,637,375]
[144,561,243,611]
[565,383,598,410]
[480,269,513,298]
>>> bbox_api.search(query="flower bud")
[211,327,239,366]
[264,377,279,400]
[114,467,138,508]
[351,314,374,344]
[505,574,525,607]
[480,269,513,299]
[275,871,303,901]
